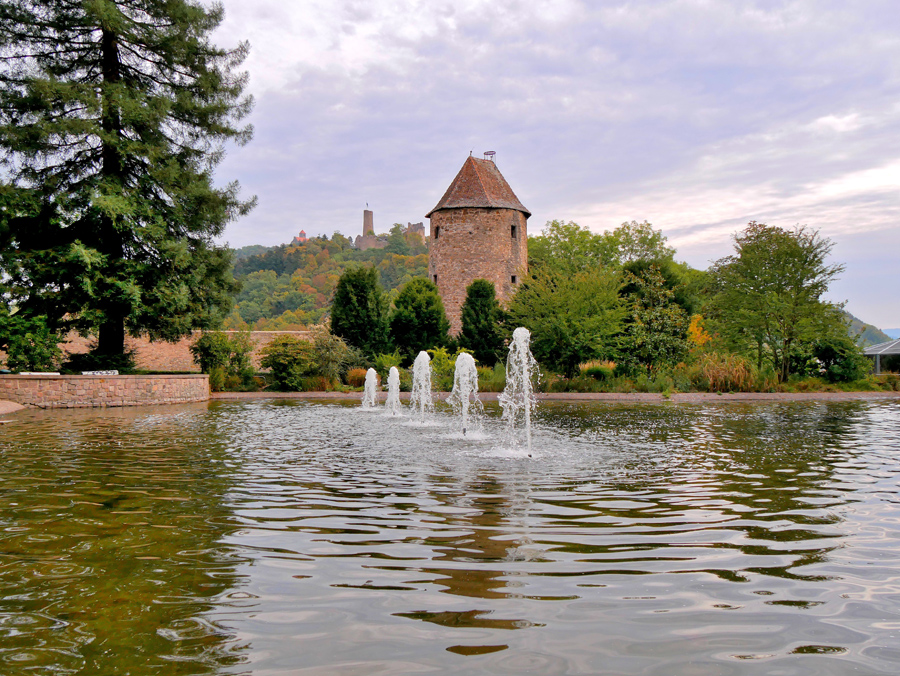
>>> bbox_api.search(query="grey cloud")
[216,0,900,325]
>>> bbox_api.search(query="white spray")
[448,352,482,436]
[409,351,434,423]
[361,368,378,409]
[499,327,538,454]
[385,366,402,416]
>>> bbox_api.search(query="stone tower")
[427,155,530,334]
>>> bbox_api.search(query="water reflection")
[2,399,900,675]
[0,405,248,675]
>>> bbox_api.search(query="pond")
[1,399,899,675]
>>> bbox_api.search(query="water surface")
[1,399,899,675]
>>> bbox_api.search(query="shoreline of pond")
[4,389,898,414]
[209,390,900,403]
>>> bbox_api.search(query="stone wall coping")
[0,373,208,380]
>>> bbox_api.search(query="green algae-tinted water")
[1,399,899,675]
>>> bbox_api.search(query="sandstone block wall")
[58,330,310,373]
[0,374,209,409]
[428,207,528,334]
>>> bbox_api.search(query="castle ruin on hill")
[354,209,425,251]
[427,154,530,334]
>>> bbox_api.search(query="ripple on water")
[1,399,900,674]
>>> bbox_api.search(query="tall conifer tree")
[330,266,389,358]
[389,278,449,363]
[0,0,254,362]
[458,279,505,367]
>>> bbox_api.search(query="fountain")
[409,351,434,423]
[384,366,402,416]
[447,352,482,436]
[361,368,379,409]
[499,327,538,453]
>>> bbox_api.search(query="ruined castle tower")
[427,155,530,334]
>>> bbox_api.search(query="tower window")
[433,275,438,283]
[511,275,517,284]
[511,224,517,238]
[434,226,440,239]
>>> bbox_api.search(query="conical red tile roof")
[426,156,530,218]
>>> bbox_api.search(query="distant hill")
[232,244,275,262]
[222,231,429,331]
[845,312,892,347]
[884,329,900,339]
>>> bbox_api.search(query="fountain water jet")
[409,352,434,423]
[385,366,402,416]
[447,352,483,436]
[361,368,379,409]
[499,327,539,454]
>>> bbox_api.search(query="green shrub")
[547,375,604,393]
[309,324,356,384]
[374,350,403,380]
[613,359,639,379]
[190,331,256,389]
[427,346,456,379]
[1,314,62,372]
[879,373,900,391]
[477,364,506,392]
[425,346,476,391]
[190,332,231,372]
[399,368,413,392]
[631,370,674,393]
[814,337,870,383]
[208,366,226,392]
[259,327,356,391]
[259,336,316,391]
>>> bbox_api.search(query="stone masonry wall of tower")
[428,207,528,335]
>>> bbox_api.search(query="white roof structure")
[864,338,900,356]
[864,338,900,374]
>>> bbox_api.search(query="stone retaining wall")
[59,331,310,372]
[0,374,209,409]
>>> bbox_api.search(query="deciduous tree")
[528,219,677,273]
[622,265,690,368]
[507,267,624,378]
[708,222,845,382]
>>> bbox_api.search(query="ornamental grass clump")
[581,361,615,382]
[687,352,759,392]
[346,368,369,388]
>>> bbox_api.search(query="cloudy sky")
[213,0,900,330]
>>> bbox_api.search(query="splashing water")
[499,327,539,453]
[385,366,402,416]
[361,368,378,409]
[409,352,434,423]
[447,352,483,436]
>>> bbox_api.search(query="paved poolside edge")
[210,391,900,403]
[0,400,26,415]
